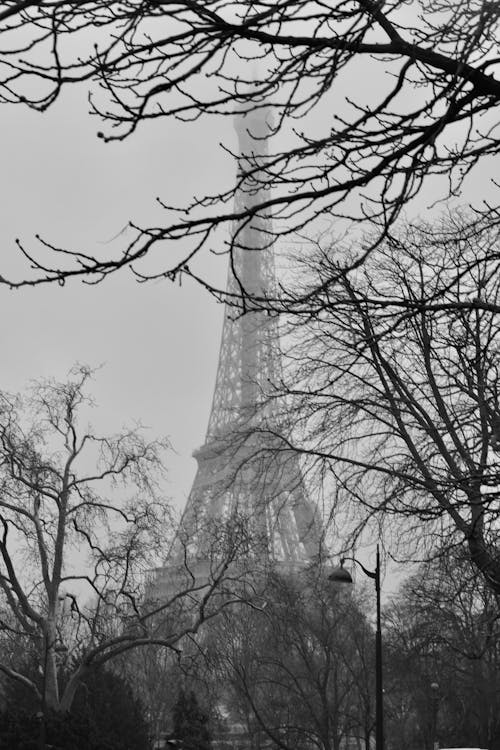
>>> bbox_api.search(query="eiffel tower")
[151,110,322,597]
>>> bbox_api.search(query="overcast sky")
[0,84,239,511]
[0,61,497,594]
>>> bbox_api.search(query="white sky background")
[0,37,498,595]
[0,84,237,511]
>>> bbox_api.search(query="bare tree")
[268,215,500,593]
[113,643,180,742]
[0,366,252,716]
[204,566,374,750]
[384,550,500,750]
[1,2,500,296]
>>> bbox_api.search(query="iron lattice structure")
[155,111,322,591]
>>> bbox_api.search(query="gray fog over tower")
[153,111,322,594]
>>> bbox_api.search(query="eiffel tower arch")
[150,110,323,600]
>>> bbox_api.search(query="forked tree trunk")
[59,664,90,713]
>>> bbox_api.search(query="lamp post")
[328,544,383,750]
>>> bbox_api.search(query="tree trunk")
[467,533,500,596]
[43,621,60,711]
[59,664,89,713]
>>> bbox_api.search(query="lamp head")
[328,561,354,584]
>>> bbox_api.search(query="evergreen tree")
[172,690,211,750]
[0,665,150,750]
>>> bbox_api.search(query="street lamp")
[328,544,384,750]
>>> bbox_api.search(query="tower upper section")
[158,108,322,576]
[205,109,278,439]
